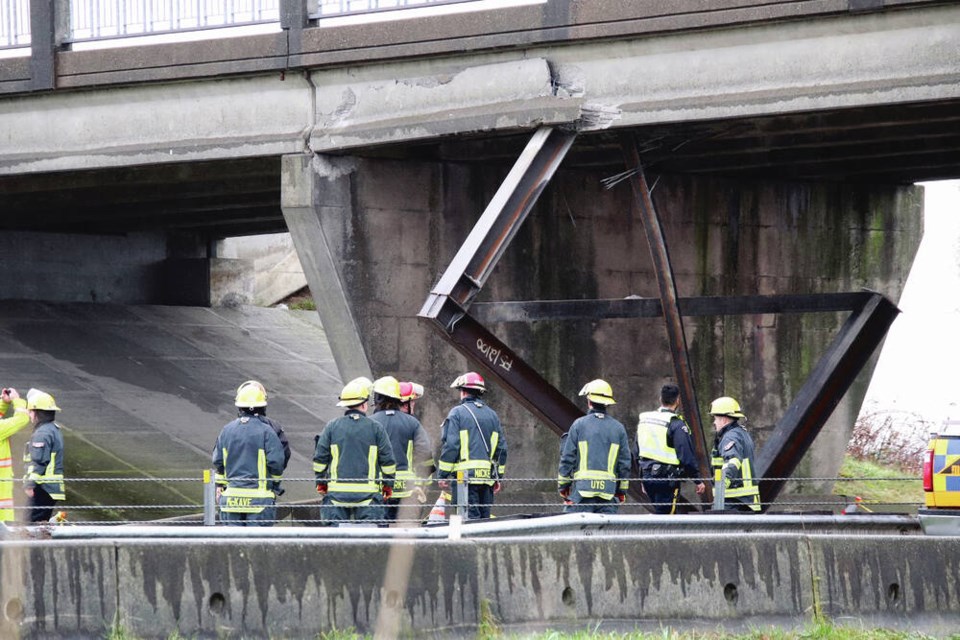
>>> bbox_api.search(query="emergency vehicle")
[918,418,960,535]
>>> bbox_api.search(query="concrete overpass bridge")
[0,0,957,512]
[1,1,960,637]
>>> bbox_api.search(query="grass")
[832,455,923,512]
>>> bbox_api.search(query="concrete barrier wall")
[2,534,957,638]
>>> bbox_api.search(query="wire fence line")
[7,473,923,527]
[0,0,488,49]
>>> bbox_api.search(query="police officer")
[635,383,706,514]
[314,378,397,524]
[709,396,761,513]
[23,389,65,523]
[437,372,506,520]
[370,376,434,524]
[212,382,286,526]
[558,379,631,514]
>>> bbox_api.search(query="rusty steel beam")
[470,292,872,323]
[755,291,900,507]
[620,136,712,505]
[429,301,582,437]
[420,127,577,314]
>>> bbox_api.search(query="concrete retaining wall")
[2,533,957,638]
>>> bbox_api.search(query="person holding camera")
[0,388,30,522]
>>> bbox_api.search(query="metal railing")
[68,0,281,43]
[0,0,29,48]
[0,0,492,49]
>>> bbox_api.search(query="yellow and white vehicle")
[918,418,960,535]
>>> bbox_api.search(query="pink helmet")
[399,381,424,402]
[450,371,485,393]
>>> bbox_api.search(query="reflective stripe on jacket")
[636,410,681,465]
[712,421,760,511]
[314,410,396,504]
[437,397,506,486]
[23,420,65,500]
[558,409,631,501]
[212,415,286,513]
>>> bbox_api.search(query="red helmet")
[450,371,485,393]
[399,381,424,402]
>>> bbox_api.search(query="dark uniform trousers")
[448,483,494,520]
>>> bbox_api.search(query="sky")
[860,180,960,430]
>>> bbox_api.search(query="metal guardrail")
[0,0,489,49]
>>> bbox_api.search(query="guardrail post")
[712,469,725,511]
[203,470,216,526]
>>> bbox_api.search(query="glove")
[493,481,502,495]
[437,479,450,490]
[316,482,327,495]
[382,485,393,500]
[559,485,571,499]
[615,491,626,503]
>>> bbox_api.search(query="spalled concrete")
[1,530,957,638]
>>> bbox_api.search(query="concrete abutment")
[1,533,956,637]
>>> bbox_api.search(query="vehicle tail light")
[922,448,934,492]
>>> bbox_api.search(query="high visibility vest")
[636,411,680,465]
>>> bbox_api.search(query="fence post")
[712,468,725,511]
[203,470,216,526]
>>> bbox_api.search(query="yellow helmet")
[709,396,745,419]
[372,376,402,400]
[578,379,616,405]
[235,380,267,408]
[337,377,372,407]
[26,389,60,412]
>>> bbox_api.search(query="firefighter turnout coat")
[371,408,433,499]
[23,419,65,501]
[313,409,397,506]
[0,398,29,520]
[437,396,506,485]
[212,415,285,514]
[558,408,631,502]
[712,420,761,511]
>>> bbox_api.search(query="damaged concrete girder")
[309,58,583,152]
[0,75,314,175]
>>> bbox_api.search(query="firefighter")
[370,376,434,524]
[557,379,631,514]
[437,372,506,520]
[398,381,425,417]
[212,382,286,526]
[23,389,65,523]
[233,380,291,496]
[709,396,761,513]
[635,383,706,514]
[314,377,397,524]
[0,387,29,522]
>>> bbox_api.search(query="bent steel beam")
[419,126,583,435]
[756,291,900,506]
[620,136,711,504]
